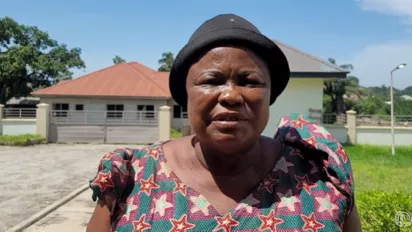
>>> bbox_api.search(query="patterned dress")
[90,114,354,232]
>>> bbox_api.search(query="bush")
[0,134,47,146]
[357,191,412,231]
[170,129,182,139]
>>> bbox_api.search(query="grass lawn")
[345,144,412,231]
[0,134,46,146]
[345,144,412,193]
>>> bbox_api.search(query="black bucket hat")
[169,14,290,107]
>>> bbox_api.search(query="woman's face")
[186,46,271,153]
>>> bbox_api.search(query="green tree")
[323,58,361,114]
[0,17,85,104]
[113,55,126,64]
[158,52,174,71]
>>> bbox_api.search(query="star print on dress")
[312,124,331,138]
[91,172,114,192]
[277,190,300,212]
[173,180,187,196]
[295,174,317,195]
[132,159,144,180]
[303,136,318,148]
[258,209,284,232]
[273,157,294,173]
[315,194,339,217]
[190,195,211,216]
[121,196,138,221]
[278,117,289,127]
[169,215,195,232]
[289,147,304,159]
[132,214,151,232]
[157,161,171,178]
[152,194,174,217]
[335,144,348,163]
[308,160,319,174]
[258,175,279,193]
[285,131,298,142]
[301,213,325,232]
[145,147,162,160]
[291,114,309,129]
[102,151,115,160]
[139,175,159,195]
[213,214,239,232]
[234,193,260,214]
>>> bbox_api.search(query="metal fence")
[3,108,37,118]
[321,114,347,125]
[357,115,412,127]
[50,110,159,125]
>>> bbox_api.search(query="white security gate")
[49,110,158,144]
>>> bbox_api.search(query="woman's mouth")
[212,112,248,128]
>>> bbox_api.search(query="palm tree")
[324,58,361,114]
[158,52,174,72]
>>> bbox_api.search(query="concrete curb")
[6,183,89,232]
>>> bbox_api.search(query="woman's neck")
[192,136,263,177]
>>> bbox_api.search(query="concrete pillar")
[36,103,50,140]
[0,104,4,120]
[346,110,357,144]
[158,105,171,141]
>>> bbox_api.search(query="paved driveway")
[0,143,141,231]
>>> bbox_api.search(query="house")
[32,40,347,143]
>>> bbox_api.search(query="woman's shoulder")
[274,113,349,165]
[274,113,355,217]
[89,141,167,203]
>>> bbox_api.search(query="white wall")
[0,119,37,135]
[40,97,168,111]
[356,127,412,146]
[262,78,324,137]
[40,97,169,124]
[324,125,348,144]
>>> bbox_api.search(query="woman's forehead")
[191,46,268,72]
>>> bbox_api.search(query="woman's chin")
[209,133,249,151]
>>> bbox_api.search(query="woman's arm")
[86,200,112,232]
[343,204,362,232]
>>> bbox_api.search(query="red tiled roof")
[32,62,171,98]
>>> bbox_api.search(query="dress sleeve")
[89,148,134,209]
[274,113,355,217]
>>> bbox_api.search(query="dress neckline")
[150,140,284,217]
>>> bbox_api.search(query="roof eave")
[290,71,348,78]
[32,94,172,100]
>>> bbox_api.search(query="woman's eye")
[239,78,263,87]
[200,77,224,85]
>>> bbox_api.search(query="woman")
[87,14,361,231]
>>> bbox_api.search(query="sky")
[1,0,411,88]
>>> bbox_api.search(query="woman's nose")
[218,84,244,107]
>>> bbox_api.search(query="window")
[173,105,187,119]
[75,104,84,111]
[53,103,69,117]
[137,105,155,119]
[107,104,124,118]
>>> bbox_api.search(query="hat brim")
[169,27,290,107]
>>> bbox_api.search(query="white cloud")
[347,1,412,88]
[348,40,412,88]
[356,0,412,24]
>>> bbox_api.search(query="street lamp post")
[390,63,406,156]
